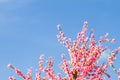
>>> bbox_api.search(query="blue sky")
[0,0,120,80]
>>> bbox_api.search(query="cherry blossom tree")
[8,21,120,80]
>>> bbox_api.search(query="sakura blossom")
[8,21,120,80]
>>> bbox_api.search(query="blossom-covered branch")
[8,21,120,80]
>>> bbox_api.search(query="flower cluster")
[8,64,32,80]
[8,21,120,80]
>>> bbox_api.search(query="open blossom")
[57,24,62,31]
[8,21,120,80]
[9,76,16,80]
[61,53,65,59]
[84,21,88,27]
[8,64,14,69]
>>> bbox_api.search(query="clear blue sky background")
[0,0,120,80]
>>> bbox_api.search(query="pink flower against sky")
[8,21,120,80]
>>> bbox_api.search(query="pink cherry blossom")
[8,21,120,80]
